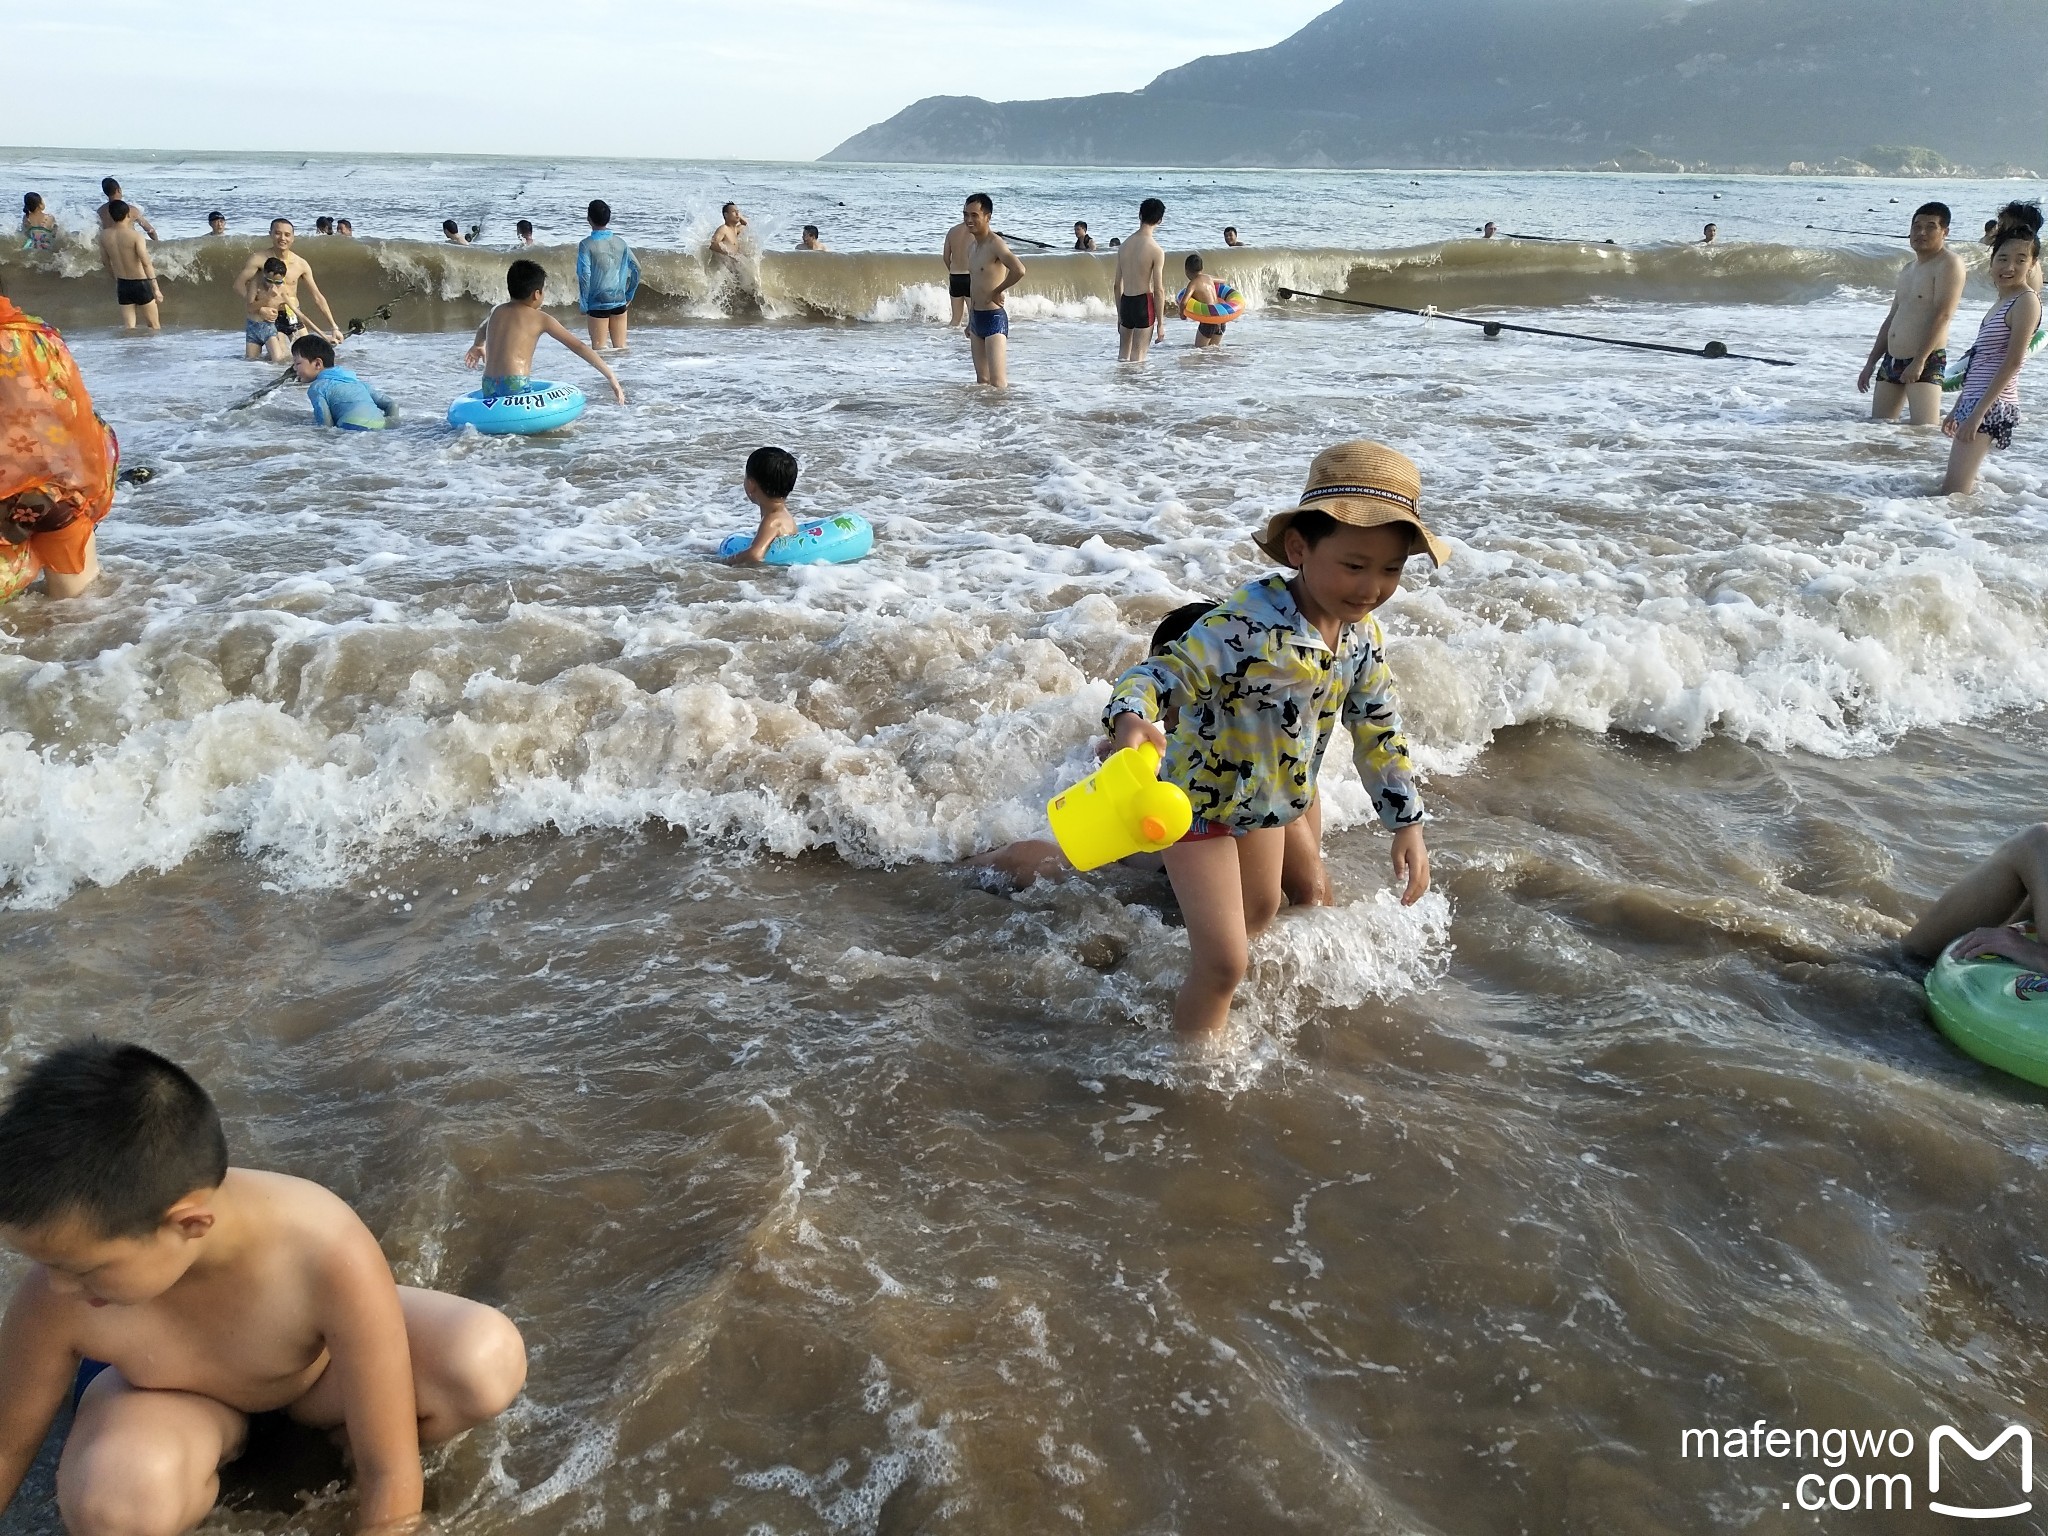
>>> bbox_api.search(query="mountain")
[824,0,2048,174]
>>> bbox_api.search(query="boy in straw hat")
[1105,440,1447,1034]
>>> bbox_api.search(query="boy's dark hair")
[1913,201,1951,231]
[1141,198,1166,225]
[803,224,819,238]
[443,218,460,235]
[745,446,799,499]
[261,256,287,276]
[1285,511,1420,558]
[966,192,994,216]
[588,199,610,227]
[1986,219,2001,235]
[1184,252,1204,274]
[516,219,534,236]
[23,193,42,214]
[315,216,332,233]
[100,177,120,198]
[1149,601,1214,656]
[507,259,547,300]
[105,200,130,224]
[1996,200,2043,237]
[0,1041,228,1239]
[1075,221,1087,231]
[291,334,336,367]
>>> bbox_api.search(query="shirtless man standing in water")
[1114,198,1168,362]
[233,220,343,343]
[942,216,974,328]
[1858,202,1967,426]
[97,202,161,329]
[963,193,1025,389]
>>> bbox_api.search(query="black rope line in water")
[998,231,1056,251]
[228,292,413,413]
[1496,230,1618,246]
[1275,287,1796,367]
[1806,224,1909,240]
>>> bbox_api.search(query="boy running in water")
[464,259,626,404]
[0,1040,527,1536]
[1105,441,1444,1034]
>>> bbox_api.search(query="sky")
[4,0,1338,162]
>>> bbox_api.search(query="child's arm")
[575,240,593,307]
[728,515,780,565]
[1341,617,1430,904]
[371,383,397,421]
[313,1229,425,1530]
[463,316,490,369]
[1104,613,1227,754]
[309,382,336,428]
[1948,292,2042,436]
[0,1278,79,1513]
[538,312,627,404]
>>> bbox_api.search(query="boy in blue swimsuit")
[291,335,396,430]
[463,259,625,404]
[0,1040,526,1536]
[576,199,640,352]
[1106,440,1445,1034]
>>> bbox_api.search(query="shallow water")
[3,154,2047,1534]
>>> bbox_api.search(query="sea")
[2,149,2046,1535]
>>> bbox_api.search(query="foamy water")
[2,152,2046,1536]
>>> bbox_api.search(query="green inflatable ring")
[1925,942,2048,1087]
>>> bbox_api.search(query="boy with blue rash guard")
[291,335,395,431]
[1105,440,1446,1035]
[577,199,640,352]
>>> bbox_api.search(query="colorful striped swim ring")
[1177,281,1245,324]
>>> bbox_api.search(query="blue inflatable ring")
[718,513,874,565]
[446,381,585,435]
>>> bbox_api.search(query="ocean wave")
[0,234,1929,335]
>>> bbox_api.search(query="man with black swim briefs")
[1858,202,1967,427]
[1114,198,1168,363]
[942,216,974,329]
[963,193,1025,389]
[96,202,160,330]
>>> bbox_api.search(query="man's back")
[481,301,547,377]
[98,222,148,279]
[1115,229,1163,298]
[943,222,973,273]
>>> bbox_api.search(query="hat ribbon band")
[1300,483,1416,513]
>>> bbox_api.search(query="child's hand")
[1390,824,1429,906]
[608,377,627,406]
[1111,712,1169,761]
[463,344,484,369]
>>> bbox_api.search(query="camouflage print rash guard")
[1104,574,1425,834]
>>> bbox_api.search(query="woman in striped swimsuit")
[1942,225,2042,494]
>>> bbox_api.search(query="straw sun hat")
[1253,441,1451,567]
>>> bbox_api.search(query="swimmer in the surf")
[973,600,1335,908]
[725,446,801,565]
[797,225,827,251]
[1073,221,1096,252]
[516,219,536,247]
[293,335,397,431]
[206,211,227,236]
[97,202,161,331]
[314,216,334,235]
[710,203,748,262]
[1181,253,1225,349]
[464,258,626,404]
[94,178,157,241]
[336,218,354,237]
[442,219,469,245]
[1858,202,1967,427]
[242,257,299,361]
[0,1040,528,1536]
[1222,226,1243,248]
[963,193,1025,389]
[1114,197,1167,363]
[942,216,973,328]
[1481,222,1498,238]
[233,220,342,344]
[1702,223,1718,245]
[19,194,57,253]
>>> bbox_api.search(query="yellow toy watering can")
[1046,744,1194,872]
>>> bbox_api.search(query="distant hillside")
[825,0,2047,174]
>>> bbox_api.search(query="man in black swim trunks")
[96,201,161,330]
[942,215,974,329]
[1114,198,1167,363]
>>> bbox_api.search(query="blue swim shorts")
[245,319,277,345]
[967,307,1010,340]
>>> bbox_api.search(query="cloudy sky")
[10,0,1336,161]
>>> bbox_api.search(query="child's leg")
[611,310,629,350]
[288,1287,526,1445]
[1940,426,1993,495]
[1161,827,1286,1034]
[969,838,1068,889]
[58,1370,247,1536]
[1280,797,1331,908]
[1903,824,2048,959]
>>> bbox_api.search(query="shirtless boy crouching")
[0,1041,527,1536]
[464,259,626,405]
[1858,202,1967,426]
